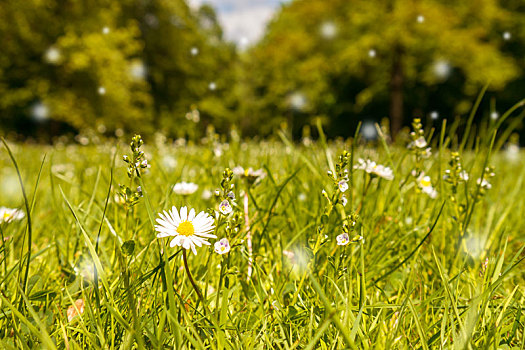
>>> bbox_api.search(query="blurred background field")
[1,0,525,142]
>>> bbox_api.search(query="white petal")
[169,206,181,224]
[164,209,180,227]
[194,211,206,221]
[170,237,181,247]
[194,231,217,238]
[188,208,196,221]
[180,206,188,222]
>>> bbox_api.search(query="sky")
[187,0,288,46]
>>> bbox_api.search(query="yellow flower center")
[3,212,11,220]
[420,178,431,187]
[177,221,194,236]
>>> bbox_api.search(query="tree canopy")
[243,0,524,137]
[1,0,525,140]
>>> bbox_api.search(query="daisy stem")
[182,249,206,310]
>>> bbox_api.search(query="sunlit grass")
[0,121,524,349]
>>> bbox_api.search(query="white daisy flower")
[219,200,233,215]
[173,182,198,195]
[418,175,437,198]
[0,207,25,223]
[336,233,350,246]
[355,158,376,173]
[233,166,266,183]
[354,158,394,180]
[373,164,394,180]
[338,179,349,192]
[232,166,245,176]
[214,238,230,255]
[155,206,216,255]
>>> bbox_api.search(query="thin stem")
[244,191,253,281]
[0,225,6,278]
[182,249,206,307]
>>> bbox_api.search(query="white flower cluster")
[354,158,394,180]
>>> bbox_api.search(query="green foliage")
[0,0,237,138]
[243,0,523,136]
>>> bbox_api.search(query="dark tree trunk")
[389,45,404,140]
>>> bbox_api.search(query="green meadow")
[1,118,524,349]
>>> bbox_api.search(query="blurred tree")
[0,0,238,140]
[123,0,238,137]
[244,0,520,138]
[0,0,153,138]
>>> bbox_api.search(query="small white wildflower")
[336,233,350,246]
[338,179,349,193]
[459,170,469,181]
[421,147,432,159]
[214,238,230,255]
[414,137,428,148]
[477,178,492,190]
[219,200,233,215]
[341,195,348,207]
